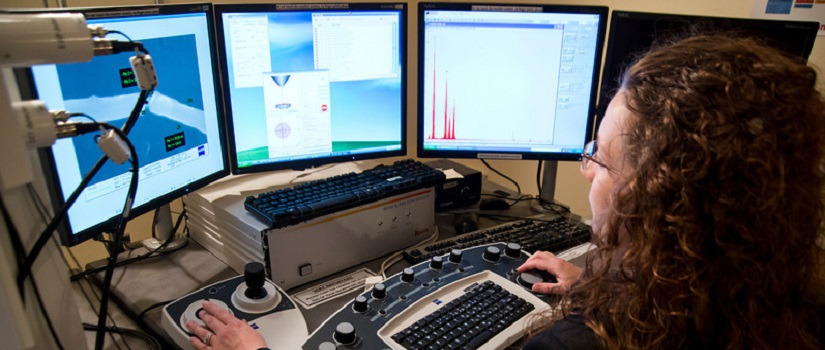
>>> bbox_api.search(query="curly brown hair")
[567,35,825,349]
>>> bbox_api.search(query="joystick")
[244,262,267,299]
[162,262,308,350]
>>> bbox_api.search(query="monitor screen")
[29,4,228,246]
[417,2,608,161]
[596,11,819,127]
[215,3,407,174]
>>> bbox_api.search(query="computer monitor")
[417,2,607,201]
[215,3,407,174]
[596,10,819,127]
[27,3,228,246]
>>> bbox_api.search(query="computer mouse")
[516,269,558,289]
[453,213,478,234]
[479,198,511,210]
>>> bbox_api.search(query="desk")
[87,178,589,348]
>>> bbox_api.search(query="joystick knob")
[505,243,522,258]
[352,295,368,313]
[401,268,415,283]
[483,246,501,262]
[517,269,558,290]
[430,256,443,270]
[318,342,337,350]
[244,262,267,299]
[449,249,463,263]
[372,283,387,299]
[334,322,357,345]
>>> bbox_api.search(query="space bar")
[306,193,360,212]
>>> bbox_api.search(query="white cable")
[379,226,440,279]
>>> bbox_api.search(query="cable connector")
[55,122,99,139]
[88,25,109,39]
[97,128,131,165]
[129,54,158,90]
[51,109,72,123]
[93,39,146,56]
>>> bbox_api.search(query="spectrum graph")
[430,50,457,140]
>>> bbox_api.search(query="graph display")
[418,4,607,160]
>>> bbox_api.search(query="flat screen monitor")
[28,3,228,246]
[215,3,407,174]
[596,10,819,127]
[417,2,608,162]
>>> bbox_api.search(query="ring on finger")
[203,333,212,346]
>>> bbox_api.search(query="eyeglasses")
[581,140,621,175]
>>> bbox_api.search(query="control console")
[162,262,308,349]
[303,243,557,349]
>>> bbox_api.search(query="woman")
[185,34,825,349]
[520,34,825,349]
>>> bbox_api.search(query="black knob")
[352,295,368,313]
[505,243,522,258]
[333,322,356,345]
[372,283,386,299]
[449,249,463,263]
[430,256,443,270]
[483,246,501,262]
[243,262,267,299]
[401,268,415,283]
[318,342,337,350]
[517,269,558,289]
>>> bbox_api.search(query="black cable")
[83,323,161,350]
[95,127,140,350]
[70,209,187,281]
[480,159,521,195]
[535,160,571,215]
[17,89,150,297]
[68,112,98,124]
[0,195,65,349]
[137,300,173,320]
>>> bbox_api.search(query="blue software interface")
[218,5,405,172]
[420,8,603,157]
[32,8,226,242]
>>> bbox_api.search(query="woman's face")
[581,91,631,234]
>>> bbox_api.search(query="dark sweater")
[523,314,601,350]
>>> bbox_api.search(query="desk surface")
[88,179,589,348]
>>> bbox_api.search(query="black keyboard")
[391,280,535,349]
[244,159,446,228]
[403,217,591,264]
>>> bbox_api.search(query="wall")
[2,0,823,267]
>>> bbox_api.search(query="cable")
[68,112,98,124]
[95,127,140,350]
[480,159,521,195]
[83,324,161,350]
[70,209,188,281]
[379,227,439,279]
[17,89,151,294]
[137,300,173,320]
[105,30,133,42]
[0,194,65,349]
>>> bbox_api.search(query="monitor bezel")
[595,10,820,129]
[214,2,409,174]
[20,3,229,247]
[416,2,608,162]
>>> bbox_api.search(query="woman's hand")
[185,300,268,350]
[516,250,582,294]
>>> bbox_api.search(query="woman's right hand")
[516,250,582,295]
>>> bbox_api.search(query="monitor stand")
[531,160,560,213]
[142,203,186,251]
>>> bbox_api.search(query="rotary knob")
[483,246,501,262]
[372,283,386,299]
[352,295,368,313]
[318,342,337,350]
[505,243,522,258]
[517,269,558,289]
[430,256,443,270]
[449,249,463,263]
[333,322,356,345]
[401,268,415,283]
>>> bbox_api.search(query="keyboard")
[302,243,555,350]
[403,217,592,264]
[244,159,446,228]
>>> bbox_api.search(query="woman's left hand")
[184,300,268,350]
